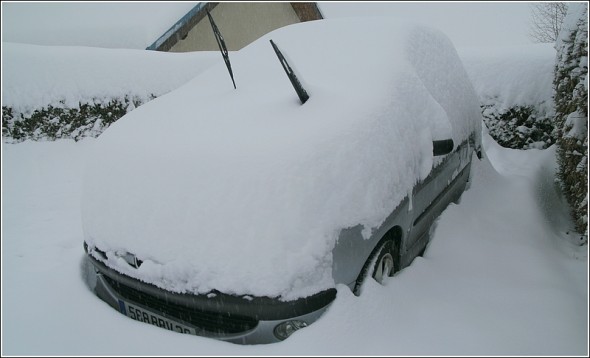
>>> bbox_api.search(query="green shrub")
[482,104,556,150]
[2,94,155,143]
[553,6,588,236]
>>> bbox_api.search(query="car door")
[405,139,470,259]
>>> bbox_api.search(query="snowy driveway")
[2,133,587,355]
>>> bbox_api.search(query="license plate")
[118,299,197,335]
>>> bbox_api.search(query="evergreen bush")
[553,5,588,236]
[482,104,556,149]
[2,94,155,143]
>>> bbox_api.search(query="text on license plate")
[118,300,197,335]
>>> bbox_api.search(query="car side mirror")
[433,139,454,156]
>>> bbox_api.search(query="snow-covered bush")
[2,96,153,142]
[553,3,588,235]
[481,104,555,149]
[1,43,217,143]
[459,44,556,150]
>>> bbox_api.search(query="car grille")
[103,276,258,334]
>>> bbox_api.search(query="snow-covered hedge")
[2,43,218,143]
[2,95,153,142]
[459,44,556,149]
[553,3,588,235]
[480,104,555,149]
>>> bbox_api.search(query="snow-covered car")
[81,17,482,344]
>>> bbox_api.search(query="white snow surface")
[2,132,587,355]
[80,19,482,300]
[2,42,219,115]
[2,16,587,356]
[457,43,556,111]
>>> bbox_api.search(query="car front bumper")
[84,253,336,344]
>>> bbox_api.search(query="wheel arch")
[352,225,405,295]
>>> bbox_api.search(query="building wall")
[169,2,301,52]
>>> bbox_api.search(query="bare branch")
[528,2,568,43]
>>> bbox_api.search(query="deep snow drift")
[2,42,218,116]
[458,43,556,112]
[2,131,586,355]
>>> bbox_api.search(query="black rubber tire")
[353,239,396,296]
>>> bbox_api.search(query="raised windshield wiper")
[270,39,310,105]
[206,9,236,89]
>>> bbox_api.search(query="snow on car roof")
[81,18,482,300]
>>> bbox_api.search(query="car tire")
[353,239,396,296]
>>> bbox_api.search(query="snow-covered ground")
[1,11,587,355]
[2,130,587,355]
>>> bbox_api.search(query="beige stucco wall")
[169,2,301,52]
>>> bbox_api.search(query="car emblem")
[120,252,143,269]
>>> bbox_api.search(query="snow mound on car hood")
[81,18,481,300]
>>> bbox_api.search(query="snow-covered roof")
[81,18,482,301]
[1,2,199,49]
[1,2,323,51]
[146,2,324,52]
[146,2,207,51]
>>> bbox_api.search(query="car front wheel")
[353,239,396,295]
[372,241,395,284]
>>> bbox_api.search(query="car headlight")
[273,320,308,341]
